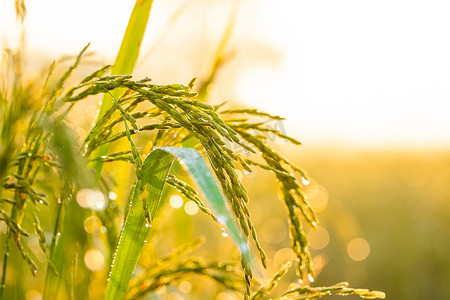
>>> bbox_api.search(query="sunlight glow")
[1,0,450,147]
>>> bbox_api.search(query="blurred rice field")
[288,149,450,299]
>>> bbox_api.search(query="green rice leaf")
[105,147,251,300]
[90,0,154,177]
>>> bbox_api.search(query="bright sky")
[1,0,450,149]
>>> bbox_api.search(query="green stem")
[49,199,63,256]
[0,231,10,298]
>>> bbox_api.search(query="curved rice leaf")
[105,147,251,300]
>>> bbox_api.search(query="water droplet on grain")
[221,228,229,237]
[243,169,251,175]
[301,177,310,186]
[242,147,249,154]
[307,274,315,282]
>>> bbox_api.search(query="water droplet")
[27,152,32,157]
[242,147,249,154]
[301,177,310,186]
[38,200,44,204]
[145,222,151,228]
[221,228,229,237]
[243,169,251,175]
[101,156,107,159]
[307,274,315,282]
[298,279,304,285]
[311,221,317,227]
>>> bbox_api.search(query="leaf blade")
[105,149,175,300]
[105,147,252,299]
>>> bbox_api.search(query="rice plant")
[0,1,385,299]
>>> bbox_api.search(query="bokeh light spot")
[84,248,105,271]
[274,247,295,267]
[83,216,102,233]
[170,195,183,209]
[307,227,330,250]
[184,201,198,215]
[347,238,370,261]
[76,189,107,211]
